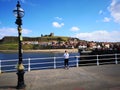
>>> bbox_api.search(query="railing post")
[76,56,79,67]
[97,55,99,66]
[0,60,1,73]
[115,54,118,64]
[28,58,31,71]
[54,57,56,69]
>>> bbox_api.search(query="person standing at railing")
[63,50,69,69]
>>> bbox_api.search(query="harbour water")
[0,52,79,60]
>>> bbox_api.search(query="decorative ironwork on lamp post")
[13,1,26,89]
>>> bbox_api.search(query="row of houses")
[22,40,120,51]
[78,42,120,51]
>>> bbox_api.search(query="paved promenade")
[0,64,120,90]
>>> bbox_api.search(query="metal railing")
[0,53,120,73]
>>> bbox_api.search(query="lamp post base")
[16,70,26,89]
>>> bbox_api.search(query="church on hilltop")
[41,33,54,37]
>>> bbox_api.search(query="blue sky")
[0,0,120,42]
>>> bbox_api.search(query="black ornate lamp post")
[13,1,26,89]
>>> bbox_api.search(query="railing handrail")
[0,53,120,73]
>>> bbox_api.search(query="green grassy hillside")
[0,36,78,50]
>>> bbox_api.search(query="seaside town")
[21,33,120,51]
[0,33,120,52]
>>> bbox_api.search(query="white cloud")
[99,10,103,15]
[108,0,120,24]
[52,22,64,28]
[55,17,63,20]
[0,27,32,39]
[74,30,120,42]
[22,28,32,34]
[103,17,111,22]
[70,26,80,31]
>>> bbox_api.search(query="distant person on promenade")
[63,50,69,69]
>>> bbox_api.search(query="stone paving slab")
[0,64,120,90]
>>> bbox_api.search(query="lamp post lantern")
[13,1,26,89]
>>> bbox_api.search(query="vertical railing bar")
[97,55,99,66]
[54,57,56,69]
[115,53,118,64]
[76,56,79,67]
[28,58,31,71]
[0,60,1,73]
